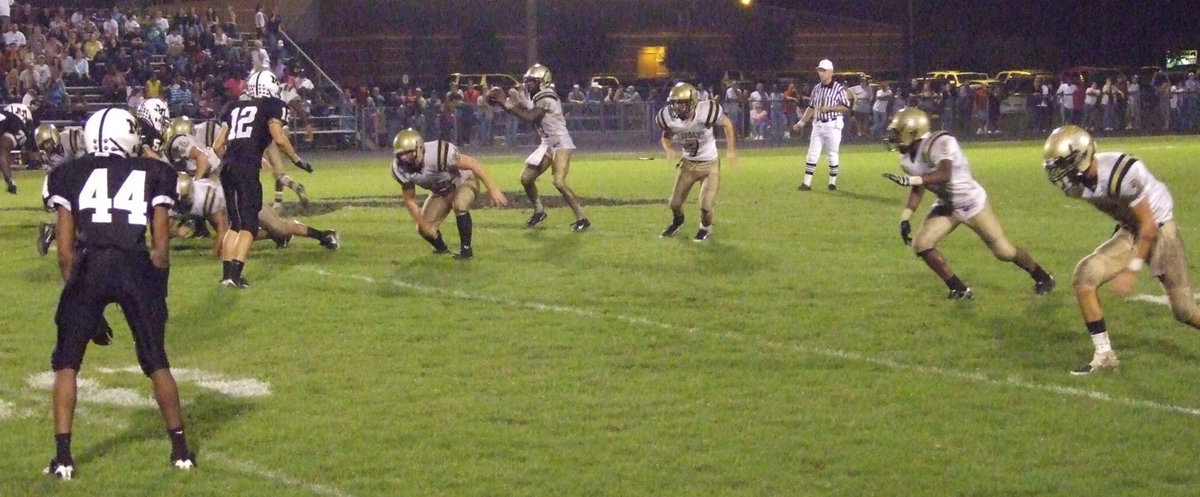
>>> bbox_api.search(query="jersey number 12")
[79,169,148,225]
[227,107,259,140]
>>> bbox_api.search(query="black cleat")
[37,222,54,255]
[6,183,16,194]
[220,278,248,289]
[272,234,293,248]
[1035,275,1056,295]
[947,287,974,300]
[827,184,837,191]
[526,211,547,228]
[571,218,591,232]
[172,452,196,470]
[432,246,451,255]
[693,227,711,242]
[798,184,811,191]
[661,220,684,237]
[319,230,339,250]
[453,248,474,260]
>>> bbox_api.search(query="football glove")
[293,158,314,173]
[882,172,915,186]
[899,220,912,246]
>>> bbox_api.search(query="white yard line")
[309,268,1200,419]
[206,451,361,497]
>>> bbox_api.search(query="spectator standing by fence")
[1056,77,1076,125]
[723,83,743,139]
[850,77,872,138]
[1126,75,1141,130]
[872,82,892,137]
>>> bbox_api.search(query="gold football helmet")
[392,128,424,169]
[885,107,931,153]
[523,63,552,93]
[1042,125,1095,189]
[667,82,699,120]
[176,172,194,202]
[34,123,61,154]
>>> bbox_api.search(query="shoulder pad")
[1107,154,1138,197]
[920,131,950,165]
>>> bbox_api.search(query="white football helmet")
[4,103,32,124]
[85,108,141,157]
[247,70,281,99]
[136,98,170,135]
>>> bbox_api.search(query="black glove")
[899,220,912,246]
[293,158,314,173]
[882,172,911,187]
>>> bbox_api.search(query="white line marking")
[98,366,272,398]
[207,451,360,497]
[1128,292,1200,306]
[26,372,156,407]
[309,268,1200,419]
[0,399,14,420]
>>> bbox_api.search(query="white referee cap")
[817,59,834,71]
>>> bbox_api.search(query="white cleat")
[1071,350,1120,375]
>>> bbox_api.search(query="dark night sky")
[765,0,1200,70]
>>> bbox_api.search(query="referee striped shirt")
[808,81,850,122]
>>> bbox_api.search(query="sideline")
[308,268,1200,419]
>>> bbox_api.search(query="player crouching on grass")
[390,128,507,259]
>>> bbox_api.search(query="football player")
[260,75,312,210]
[43,107,194,479]
[0,102,36,194]
[135,98,170,160]
[35,123,87,256]
[882,107,1054,300]
[212,70,312,288]
[390,128,507,259]
[656,82,738,241]
[495,63,590,231]
[1043,125,1200,374]
[164,118,227,255]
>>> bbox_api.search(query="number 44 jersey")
[45,155,178,251]
[219,97,287,170]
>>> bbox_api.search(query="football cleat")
[526,211,547,228]
[37,222,55,255]
[7,183,17,194]
[798,184,811,191]
[693,227,711,242]
[453,247,474,260]
[319,230,339,250]
[220,278,248,290]
[827,184,837,191]
[44,458,74,480]
[1035,275,1056,295]
[294,183,310,208]
[172,452,196,470]
[571,218,591,232]
[432,247,451,255]
[661,219,684,237]
[1071,350,1120,375]
[272,234,293,248]
[947,287,973,300]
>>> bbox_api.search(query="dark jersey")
[219,97,286,169]
[138,118,164,156]
[45,155,177,251]
[0,110,32,150]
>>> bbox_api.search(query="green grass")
[3,135,1200,496]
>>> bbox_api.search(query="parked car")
[926,71,989,88]
[994,69,1053,83]
[589,75,622,91]
[446,73,520,92]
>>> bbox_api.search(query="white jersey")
[523,88,574,149]
[168,133,222,176]
[192,120,222,148]
[390,140,474,196]
[899,132,988,219]
[1068,151,1174,227]
[184,178,225,218]
[655,100,724,162]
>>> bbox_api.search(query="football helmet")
[392,128,424,169]
[34,123,61,154]
[667,82,700,120]
[4,103,32,124]
[163,117,195,162]
[523,64,552,93]
[885,107,931,154]
[1043,125,1095,190]
[136,98,170,135]
[84,108,141,157]
[176,172,194,201]
[247,70,281,99]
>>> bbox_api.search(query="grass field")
[2,135,1200,496]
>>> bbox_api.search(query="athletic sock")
[944,275,968,292]
[1087,319,1111,353]
[55,433,72,463]
[306,227,322,240]
[456,212,473,249]
[803,162,816,186]
[230,260,245,280]
[222,260,232,281]
[829,164,839,185]
[168,427,189,458]
[1030,265,1050,281]
[422,231,449,252]
[274,178,285,205]
[533,198,545,213]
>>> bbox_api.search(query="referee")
[793,59,851,191]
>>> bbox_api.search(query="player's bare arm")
[401,185,435,236]
[455,154,508,207]
[212,124,229,157]
[719,114,739,168]
[150,205,170,269]
[189,146,210,180]
[268,119,311,171]
[54,206,75,281]
[502,97,547,124]
[660,129,677,164]
[1111,198,1159,295]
